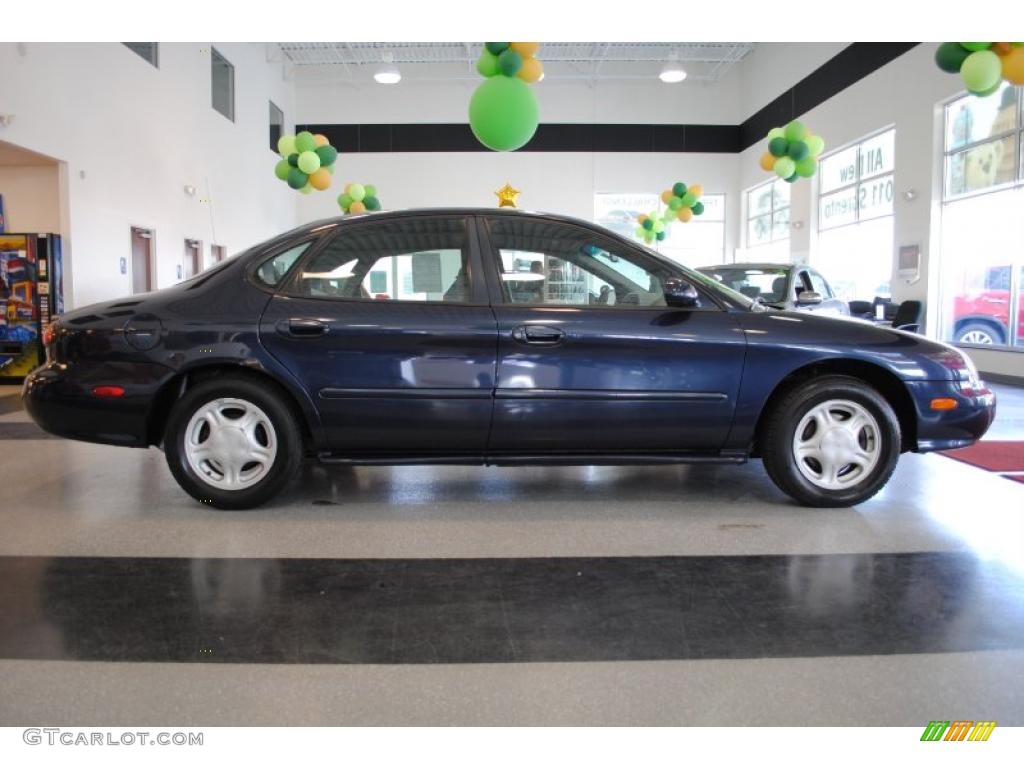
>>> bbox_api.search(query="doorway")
[130,227,154,294]
[184,239,202,279]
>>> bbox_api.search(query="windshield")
[698,266,790,306]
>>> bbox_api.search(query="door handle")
[512,325,565,345]
[277,318,329,337]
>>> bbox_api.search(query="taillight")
[92,385,126,398]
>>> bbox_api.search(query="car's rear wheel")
[956,322,1003,345]
[164,375,302,509]
[761,375,901,507]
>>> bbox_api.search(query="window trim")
[816,126,895,233]
[477,214,725,312]
[269,100,285,153]
[745,179,790,248]
[211,47,236,122]
[123,43,159,68]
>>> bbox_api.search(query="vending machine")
[0,233,64,382]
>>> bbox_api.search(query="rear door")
[259,214,497,456]
[478,215,746,454]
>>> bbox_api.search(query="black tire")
[760,375,901,507]
[955,322,1004,345]
[164,374,302,509]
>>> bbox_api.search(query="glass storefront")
[745,179,790,263]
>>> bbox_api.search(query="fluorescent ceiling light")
[659,62,687,83]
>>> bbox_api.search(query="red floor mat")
[940,441,1024,472]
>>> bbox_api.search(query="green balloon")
[691,201,705,216]
[642,218,654,230]
[768,137,789,158]
[935,42,971,74]
[784,173,798,183]
[656,231,666,242]
[485,42,510,56]
[325,163,335,175]
[477,50,499,78]
[974,80,1002,97]
[277,135,297,157]
[287,168,308,190]
[795,156,818,177]
[468,76,539,151]
[315,145,338,167]
[652,220,665,234]
[668,197,683,211]
[773,156,796,179]
[295,131,317,153]
[681,191,697,207]
[498,49,523,77]
[783,120,806,143]
[961,50,1002,94]
[297,150,321,174]
[274,159,291,180]
[805,134,826,157]
[767,127,786,141]
[364,196,381,211]
[364,184,377,198]
[348,183,365,202]
[338,192,353,210]
[672,182,687,197]
[299,183,313,195]
[787,140,809,161]
[287,153,299,167]
[960,42,992,52]
[635,226,646,238]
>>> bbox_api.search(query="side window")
[809,270,832,298]
[794,270,814,298]
[255,241,313,288]
[296,217,470,303]
[486,217,674,308]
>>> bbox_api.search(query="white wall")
[0,42,296,308]
[0,164,61,234]
[731,43,848,118]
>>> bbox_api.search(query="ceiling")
[275,43,755,83]
[0,140,58,167]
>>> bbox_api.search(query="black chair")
[849,300,874,320]
[889,300,924,333]
[873,295,898,321]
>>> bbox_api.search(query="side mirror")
[664,278,700,308]
[796,290,823,306]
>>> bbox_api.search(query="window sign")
[818,128,895,231]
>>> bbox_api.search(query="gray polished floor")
[1,383,1023,725]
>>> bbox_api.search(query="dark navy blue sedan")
[23,209,996,509]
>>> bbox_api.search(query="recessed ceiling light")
[374,53,401,84]
[659,62,687,83]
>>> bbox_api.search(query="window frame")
[211,47,236,122]
[817,126,896,233]
[478,214,725,312]
[745,179,790,248]
[276,214,486,307]
[269,101,284,153]
[123,43,159,68]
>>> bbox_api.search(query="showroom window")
[298,217,470,303]
[211,47,235,122]
[745,179,789,262]
[938,83,1023,349]
[593,192,726,267]
[814,127,895,302]
[269,101,284,152]
[488,216,678,308]
[123,43,158,68]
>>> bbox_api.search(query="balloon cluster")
[660,182,706,224]
[635,211,670,244]
[274,131,338,194]
[469,43,543,152]
[935,43,1024,95]
[758,121,825,183]
[337,183,381,215]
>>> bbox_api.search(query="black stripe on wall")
[298,43,920,155]
[1,551,1022,664]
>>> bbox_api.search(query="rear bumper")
[906,380,996,452]
[22,361,171,447]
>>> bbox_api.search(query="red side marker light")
[92,385,126,398]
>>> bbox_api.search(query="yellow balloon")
[309,168,332,191]
[637,214,648,224]
[677,207,693,223]
[688,184,703,198]
[1001,47,1024,85]
[510,42,540,58]
[314,134,329,147]
[993,42,1013,56]
[660,190,673,204]
[517,57,543,83]
[759,152,776,172]
[349,200,367,214]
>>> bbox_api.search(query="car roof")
[290,207,608,235]
[697,262,797,272]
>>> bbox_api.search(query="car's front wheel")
[164,374,302,509]
[761,375,901,507]
[956,322,1003,345]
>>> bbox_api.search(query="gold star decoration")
[495,183,520,208]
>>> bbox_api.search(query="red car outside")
[953,265,1023,346]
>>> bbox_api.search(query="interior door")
[480,216,746,454]
[130,227,152,294]
[184,240,202,278]
[259,215,497,455]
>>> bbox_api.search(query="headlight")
[927,347,982,391]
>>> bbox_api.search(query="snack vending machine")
[0,233,64,382]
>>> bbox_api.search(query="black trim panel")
[319,387,492,400]
[495,388,728,401]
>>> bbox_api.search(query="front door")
[480,216,746,454]
[259,215,497,455]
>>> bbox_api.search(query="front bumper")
[23,361,171,447]
[906,380,996,452]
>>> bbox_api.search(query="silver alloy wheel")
[959,329,996,344]
[184,397,278,491]
[792,399,882,491]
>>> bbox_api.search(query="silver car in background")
[697,263,850,316]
